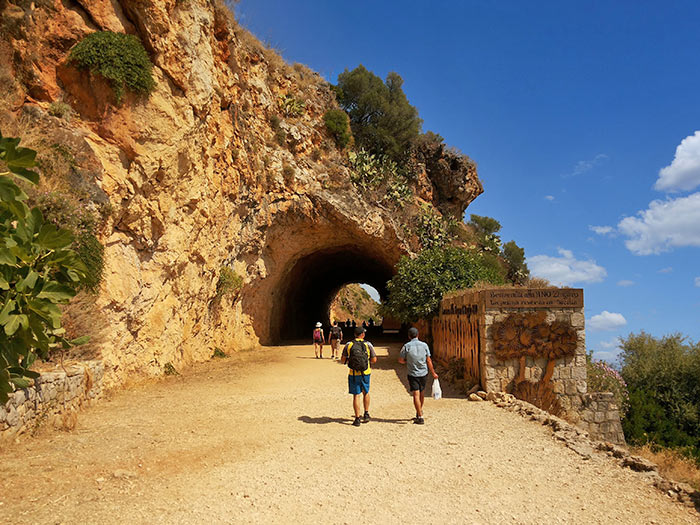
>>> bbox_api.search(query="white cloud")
[590,225,614,236]
[588,311,627,332]
[617,280,635,287]
[599,337,621,349]
[655,131,700,192]
[695,277,700,288]
[544,195,555,201]
[562,154,609,178]
[528,248,607,286]
[617,193,700,255]
[658,267,673,274]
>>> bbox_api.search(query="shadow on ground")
[297,416,413,425]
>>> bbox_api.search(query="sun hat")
[315,322,322,327]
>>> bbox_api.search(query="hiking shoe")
[352,417,362,427]
[414,416,425,425]
[362,412,370,423]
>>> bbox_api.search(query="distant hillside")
[330,284,380,324]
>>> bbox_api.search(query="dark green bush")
[334,65,421,161]
[619,332,700,464]
[323,109,351,149]
[69,31,155,104]
[383,246,506,322]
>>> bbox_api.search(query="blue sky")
[235,1,700,361]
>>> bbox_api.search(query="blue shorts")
[348,374,370,395]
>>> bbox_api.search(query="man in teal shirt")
[398,327,438,424]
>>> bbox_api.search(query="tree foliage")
[0,133,88,403]
[334,65,421,162]
[502,240,529,285]
[323,109,352,149]
[382,246,505,322]
[619,332,700,463]
[69,31,155,104]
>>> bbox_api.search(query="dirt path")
[0,342,697,524]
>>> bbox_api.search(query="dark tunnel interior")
[276,245,395,341]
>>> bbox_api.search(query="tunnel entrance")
[273,245,395,341]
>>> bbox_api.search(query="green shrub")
[415,203,456,250]
[48,102,72,120]
[334,65,421,161]
[0,132,89,402]
[212,347,228,359]
[619,332,700,463]
[216,266,243,298]
[323,109,351,149]
[68,31,155,104]
[383,246,506,322]
[279,94,305,117]
[163,362,179,376]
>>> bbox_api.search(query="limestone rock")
[622,456,658,473]
[468,393,482,402]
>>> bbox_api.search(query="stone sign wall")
[431,288,625,445]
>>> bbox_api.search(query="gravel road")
[0,341,697,524]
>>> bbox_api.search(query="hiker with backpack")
[341,326,377,426]
[328,320,343,359]
[398,326,438,425]
[312,322,325,359]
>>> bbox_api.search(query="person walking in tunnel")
[341,326,377,426]
[313,322,325,359]
[328,320,343,359]
[398,327,438,425]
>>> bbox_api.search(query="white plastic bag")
[432,378,442,400]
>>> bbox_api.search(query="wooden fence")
[429,292,482,386]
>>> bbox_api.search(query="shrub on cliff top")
[334,65,421,162]
[69,31,155,104]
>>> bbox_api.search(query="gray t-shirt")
[400,338,431,377]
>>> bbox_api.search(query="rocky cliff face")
[0,0,483,388]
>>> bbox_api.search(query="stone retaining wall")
[0,360,103,439]
[579,392,626,444]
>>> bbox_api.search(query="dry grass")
[61,291,110,360]
[633,444,700,490]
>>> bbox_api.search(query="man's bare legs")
[352,392,371,418]
[412,390,425,417]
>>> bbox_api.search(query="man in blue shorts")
[341,327,377,427]
[398,327,438,425]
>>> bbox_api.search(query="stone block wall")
[482,307,587,413]
[0,360,103,439]
[579,392,626,444]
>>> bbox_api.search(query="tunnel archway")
[272,244,395,341]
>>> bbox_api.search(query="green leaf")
[69,335,91,346]
[9,166,40,185]
[3,142,37,168]
[37,224,74,250]
[27,299,62,328]
[4,315,20,335]
[0,247,16,266]
[0,299,15,324]
[9,375,32,389]
[16,270,38,292]
[37,282,76,302]
[0,275,8,290]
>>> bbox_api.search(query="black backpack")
[347,340,369,373]
[330,326,342,339]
